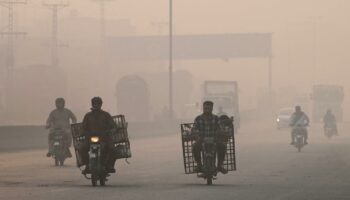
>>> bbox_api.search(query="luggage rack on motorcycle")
[180,123,236,174]
[71,115,131,167]
[111,115,132,160]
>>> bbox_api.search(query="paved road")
[1,122,350,200]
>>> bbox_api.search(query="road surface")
[1,122,350,200]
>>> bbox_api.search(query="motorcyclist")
[192,101,228,174]
[289,105,310,145]
[81,97,117,175]
[46,97,77,157]
[323,109,338,135]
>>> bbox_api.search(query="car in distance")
[276,107,294,130]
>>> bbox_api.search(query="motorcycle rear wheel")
[55,158,59,166]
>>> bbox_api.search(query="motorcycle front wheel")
[207,177,213,185]
[91,174,98,186]
[297,145,301,152]
[59,158,64,166]
[100,176,106,186]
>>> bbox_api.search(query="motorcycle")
[324,124,337,139]
[88,136,109,186]
[293,126,307,152]
[181,122,236,186]
[199,137,218,185]
[71,115,132,187]
[51,128,69,166]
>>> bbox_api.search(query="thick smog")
[0,1,349,199]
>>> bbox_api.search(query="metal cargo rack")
[180,123,236,174]
[111,115,132,160]
[70,115,131,167]
[71,122,85,167]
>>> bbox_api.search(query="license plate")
[54,142,60,145]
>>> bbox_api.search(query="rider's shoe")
[217,166,228,174]
[304,141,308,145]
[290,142,295,145]
[46,152,52,157]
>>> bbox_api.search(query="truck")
[202,81,240,129]
[312,84,344,122]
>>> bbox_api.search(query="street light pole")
[169,0,173,118]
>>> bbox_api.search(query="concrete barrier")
[0,126,47,152]
[0,120,182,152]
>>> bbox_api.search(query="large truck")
[312,84,344,122]
[202,81,240,128]
[116,75,150,122]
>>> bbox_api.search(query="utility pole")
[0,0,26,81]
[91,0,114,83]
[0,0,27,117]
[169,0,174,118]
[91,0,114,49]
[43,0,68,68]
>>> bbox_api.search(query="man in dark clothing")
[289,105,310,145]
[192,101,228,174]
[323,109,338,135]
[81,97,117,174]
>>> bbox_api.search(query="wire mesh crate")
[180,122,236,174]
[70,115,131,167]
[111,115,131,159]
[71,122,85,167]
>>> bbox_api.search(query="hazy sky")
[2,0,350,124]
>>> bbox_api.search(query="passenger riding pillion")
[81,97,118,174]
[323,109,338,135]
[192,101,228,174]
[289,105,310,145]
[46,97,77,157]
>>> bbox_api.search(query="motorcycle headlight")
[277,118,280,122]
[91,137,99,143]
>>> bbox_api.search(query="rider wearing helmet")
[81,97,117,174]
[289,105,310,145]
[46,97,77,157]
